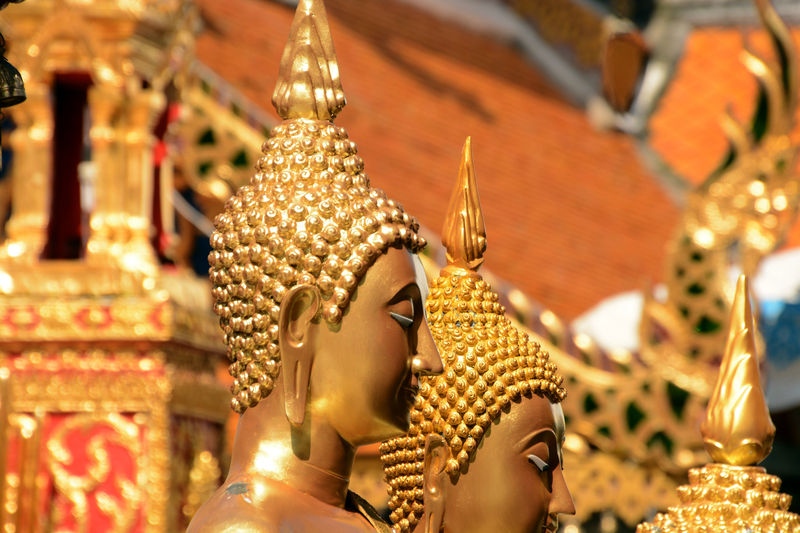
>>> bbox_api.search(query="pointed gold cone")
[637,275,797,533]
[271,0,346,121]
[442,137,487,271]
[700,275,775,466]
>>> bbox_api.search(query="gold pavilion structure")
[0,1,247,531]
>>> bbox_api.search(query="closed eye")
[390,311,414,329]
[528,454,550,472]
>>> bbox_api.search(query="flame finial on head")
[701,275,775,466]
[443,137,486,272]
[272,0,346,121]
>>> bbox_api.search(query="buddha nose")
[412,317,443,377]
[549,467,576,516]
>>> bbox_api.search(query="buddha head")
[380,138,574,533]
[208,0,441,443]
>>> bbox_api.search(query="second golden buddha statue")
[380,138,574,533]
[188,1,442,531]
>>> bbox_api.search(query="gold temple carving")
[639,0,800,393]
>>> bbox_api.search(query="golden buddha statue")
[637,275,800,533]
[380,138,574,533]
[188,0,443,531]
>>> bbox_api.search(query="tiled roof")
[194,0,678,320]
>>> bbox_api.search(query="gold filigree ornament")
[48,412,143,533]
[379,138,566,533]
[638,276,800,533]
[1,354,174,532]
[208,0,426,414]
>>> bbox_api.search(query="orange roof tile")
[195,0,678,320]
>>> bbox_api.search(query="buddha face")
[442,401,574,533]
[309,246,442,445]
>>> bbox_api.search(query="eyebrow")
[387,281,421,306]
[514,427,558,454]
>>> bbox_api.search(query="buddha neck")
[228,386,356,508]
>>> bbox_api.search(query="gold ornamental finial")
[272,0,346,121]
[701,275,775,466]
[637,275,799,533]
[442,137,487,272]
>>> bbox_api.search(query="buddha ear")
[422,434,449,533]
[278,284,321,427]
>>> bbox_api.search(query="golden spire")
[701,275,775,466]
[271,0,346,121]
[442,137,487,272]
[637,275,798,533]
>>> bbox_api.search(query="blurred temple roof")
[194,0,678,320]
[192,0,800,320]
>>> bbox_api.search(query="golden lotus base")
[637,464,799,533]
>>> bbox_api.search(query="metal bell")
[0,33,24,108]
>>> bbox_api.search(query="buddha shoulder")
[187,477,381,533]
[186,480,284,533]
